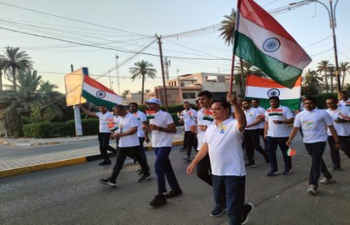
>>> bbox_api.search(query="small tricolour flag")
[203,110,214,122]
[82,75,122,110]
[245,74,301,110]
[233,0,312,88]
[146,110,156,120]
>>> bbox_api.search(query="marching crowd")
[79,90,350,225]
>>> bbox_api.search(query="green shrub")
[311,93,338,109]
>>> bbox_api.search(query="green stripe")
[234,32,301,88]
[268,113,283,116]
[82,90,117,111]
[246,97,300,111]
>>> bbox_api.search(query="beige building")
[154,72,241,105]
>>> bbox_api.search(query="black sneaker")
[330,166,341,171]
[210,205,226,217]
[99,160,111,166]
[99,178,116,187]
[245,162,256,168]
[150,194,167,207]
[165,188,183,198]
[241,203,254,224]
[267,170,279,176]
[138,173,151,183]
[282,169,292,175]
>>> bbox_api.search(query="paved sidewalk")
[0,133,184,178]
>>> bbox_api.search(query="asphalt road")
[1,134,350,225]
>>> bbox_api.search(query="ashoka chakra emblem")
[263,38,281,52]
[96,90,106,98]
[267,88,280,97]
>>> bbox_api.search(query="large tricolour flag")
[245,74,301,110]
[233,0,312,88]
[82,75,122,110]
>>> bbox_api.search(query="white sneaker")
[307,185,317,195]
[320,177,334,184]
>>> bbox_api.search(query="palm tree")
[303,69,323,95]
[233,61,263,94]
[129,60,156,104]
[316,60,333,93]
[0,55,5,91]
[219,9,250,96]
[340,61,350,89]
[3,47,33,91]
[122,89,130,98]
[39,81,58,93]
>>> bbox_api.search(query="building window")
[182,93,196,99]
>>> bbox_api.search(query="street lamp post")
[290,0,341,92]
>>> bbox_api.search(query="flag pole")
[230,0,242,94]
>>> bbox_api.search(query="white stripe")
[246,86,300,100]
[238,15,311,69]
[83,82,122,104]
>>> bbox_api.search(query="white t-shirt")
[132,110,147,138]
[204,118,246,176]
[149,110,174,147]
[326,106,350,136]
[255,106,266,129]
[117,113,140,148]
[294,108,333,143]
[265,105,294,137]
[96,111,114,133]
[196,108,213,150]
[181,108,197,131]
[244,107,261,130]
[338,98,350,108]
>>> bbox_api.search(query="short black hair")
[198,90,213,98]
[114,105,126,110]
[303,96,317,104]
[242,99,251,104]
[129,102,138,107]
[326,96,338,102]
[252,98,260,103]
[339,91,348,95]
[212,100,231,114]
[269,96,280,101]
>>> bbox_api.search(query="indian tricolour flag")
[233,0,312,88]
[146,110,156,120]
[82,75,122,110]
[245,74,301,110]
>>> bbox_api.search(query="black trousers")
[110,146,150,182]
[98,133,115,161]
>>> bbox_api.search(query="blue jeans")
[139,137,148,164]
[266,137,292,172]
[304,142,332,187]
[154,147,180,194]
[212,175,245,225]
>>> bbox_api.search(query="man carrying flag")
[233,0,312,88]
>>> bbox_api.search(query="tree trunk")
[141,73,145,104]
[324,72,329,93]
[330,74,334,93]
[342,71,346,89]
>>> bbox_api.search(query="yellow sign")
[64,68,87,106]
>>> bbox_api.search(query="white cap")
[145,98,161,105]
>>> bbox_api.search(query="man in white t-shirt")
[79,104,116,165]
[178,102,197,161]
[144,98,182,207]
[252,99,267,152]
[187,94,253,225]
[242,100,269,167]
[264,96,294,176]
[338,91,350,108]
[129,102,150,165]
[325,96,350,170]
[99,105,151,187]
[287,96,341,195]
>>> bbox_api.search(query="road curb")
[0,141,183,178]
[0,158,87,178]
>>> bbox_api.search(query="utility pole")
[115,54,120,95]
[156,34,169,111]
[71,64,83,137]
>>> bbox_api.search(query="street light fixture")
[289,0,341,92]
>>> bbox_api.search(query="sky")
[0,0,349,95]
